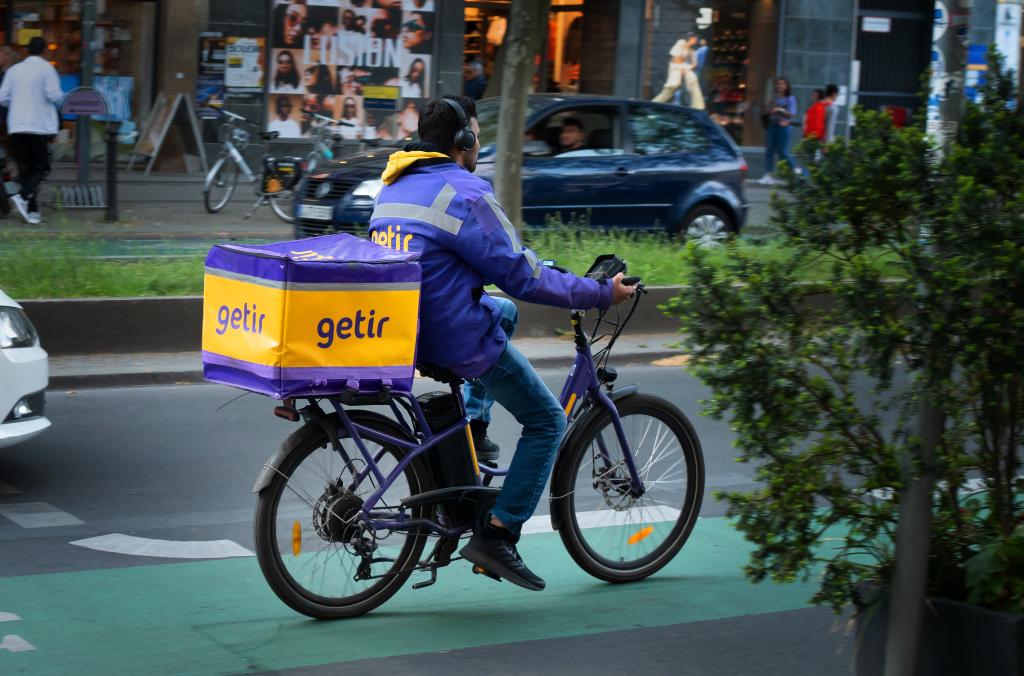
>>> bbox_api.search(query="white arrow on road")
[69,534,254,559]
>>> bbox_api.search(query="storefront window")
[646,1,778,147]
[3,1,157,152]
[463,0,582,97]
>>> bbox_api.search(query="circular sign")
[61,86,109,117]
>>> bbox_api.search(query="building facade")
[0,0,1018,158]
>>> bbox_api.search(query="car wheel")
[680,204,733,248]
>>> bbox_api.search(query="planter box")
[857,595,1024,676]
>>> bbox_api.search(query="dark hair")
[811,88,824,101]
[407,11,431,32]
[274,50,300,89]
[27,37,45,56]
[274,2,307,46]
[825,83,839,98]
[305,64,335,97]
[776,77,792,98]
[405,58,425,83]
[562,117,584,131]
[418,96,477,152]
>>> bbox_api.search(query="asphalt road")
[0,366,854,675]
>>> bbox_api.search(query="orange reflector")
[627,526,654,545]
[564,392,577,415]
[291,520,302,556]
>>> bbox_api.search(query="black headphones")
[442,97,477,152]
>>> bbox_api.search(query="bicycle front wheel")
[203,160,238,213]
[552,393,705,582]
[254,413,434,619]
[268,191,296,223]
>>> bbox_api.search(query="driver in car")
[368,96,634,591]
[557,116,587,154]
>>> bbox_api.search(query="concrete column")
[157,0,208,99]
[435,0,465,97]
[613,0,647,98]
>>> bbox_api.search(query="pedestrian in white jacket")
[0,37,63,224]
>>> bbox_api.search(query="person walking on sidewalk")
[652,32,705,110]
[758,77,797,185]
[0,37,63,224]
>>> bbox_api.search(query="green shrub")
[666,53,1024,613]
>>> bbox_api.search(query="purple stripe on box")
[204,362,414,399]
[202,352,414,388]
[204,233,420,286]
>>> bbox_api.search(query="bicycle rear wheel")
[254,412,434,619]
[268,191,296,223]
[552,393,704,582]
[203,160,238,213]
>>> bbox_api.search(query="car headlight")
[352,179,383,200]
[0,307,38,349]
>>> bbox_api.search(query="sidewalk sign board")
[128,92,209,175]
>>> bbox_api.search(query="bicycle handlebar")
[220,109,248,123]
[303,109,355,127]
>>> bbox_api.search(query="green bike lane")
[0,517,826,676]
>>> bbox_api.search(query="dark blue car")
[294,95,748,245]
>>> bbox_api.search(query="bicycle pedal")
[472,565,502,583]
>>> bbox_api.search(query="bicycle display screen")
[585,254,627,281]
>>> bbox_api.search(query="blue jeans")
[464,297,567,533]
[764,123,794,175]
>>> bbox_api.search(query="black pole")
[76,0,96,185]
[105,121,119,221]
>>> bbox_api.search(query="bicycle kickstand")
[243,195,265,220]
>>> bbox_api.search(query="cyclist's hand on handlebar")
[610,272,637,305]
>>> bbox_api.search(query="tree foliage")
[666,54,1024,613]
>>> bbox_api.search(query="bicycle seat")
[416,362,463,385]
[260,131,280,141]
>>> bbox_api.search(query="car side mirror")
[523,140,552,157]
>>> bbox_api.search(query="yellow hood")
[381,151,450,185]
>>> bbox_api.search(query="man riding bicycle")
[368,96,634,591]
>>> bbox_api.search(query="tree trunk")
[883,4,969,675]
[493,0,550,231]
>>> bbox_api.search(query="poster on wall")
[267,0,434,139]
[226,37,266,92]
[197,32,226,119]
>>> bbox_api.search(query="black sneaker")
[470,419,500,464]
[459,523,545,591]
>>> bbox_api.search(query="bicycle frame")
[305,307,646,539]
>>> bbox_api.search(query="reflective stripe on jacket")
[369,154,611,379]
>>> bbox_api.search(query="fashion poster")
[268,0,434,138]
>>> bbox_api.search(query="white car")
[0,289,49,448]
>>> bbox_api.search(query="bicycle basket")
[201,234,421,399]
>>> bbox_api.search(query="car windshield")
[475,97,544,152]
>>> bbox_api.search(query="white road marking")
[0,502,83,528]
[0,481,20,495]
[69,533,254,559]
[0,635,35,653]
[520,505,682,535]
[0,613,20,622]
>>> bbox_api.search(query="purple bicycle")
[252,255,706,619]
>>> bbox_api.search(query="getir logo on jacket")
[371,224,415,252]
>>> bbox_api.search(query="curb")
[47,349,685,391]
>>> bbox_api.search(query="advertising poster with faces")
[268,0,435,139]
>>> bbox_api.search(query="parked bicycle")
[203,109,304,223]
[251,254,706,619]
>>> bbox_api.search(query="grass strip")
[2,229,828,299]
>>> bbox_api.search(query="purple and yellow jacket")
[368,148,612,378]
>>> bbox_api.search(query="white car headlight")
[0,307,37,349]
[352,179,383,200]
